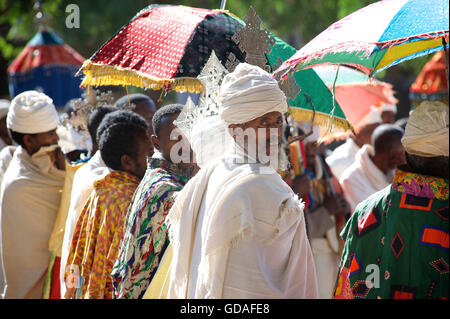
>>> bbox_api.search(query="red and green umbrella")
[79,4,353,132]
[79,5,245,93]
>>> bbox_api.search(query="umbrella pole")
[329,64,341,133]
[443,37,449,93]
[220,0,227,10]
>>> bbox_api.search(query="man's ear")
[120,153,135,174]
[22,134,38,154]
[151,135,160,151]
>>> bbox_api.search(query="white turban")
[218,63,288,124]
[0,99,10,119]
[401,101,449,157]
[7,90,60,134]
[359,105,382,127]
[380,103,397,114]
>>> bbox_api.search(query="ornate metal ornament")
[224,7,300,104]
[60,89,128,132]
[226,6,275,73]
[197,50,228,117]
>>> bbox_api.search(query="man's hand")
[323,193,351,216]
[292,174,312,197]
[50,147,66,171]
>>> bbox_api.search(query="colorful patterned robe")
[65,171,140,299]
[334,169,449,299]
[111,156,189,299]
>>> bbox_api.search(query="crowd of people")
[0,61,448,300]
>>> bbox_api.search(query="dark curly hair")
[87,105,118,145]
[97,110,149,171]
[151,104,184,138]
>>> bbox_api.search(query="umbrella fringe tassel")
[79,60,204,93]
[288,107,353,136]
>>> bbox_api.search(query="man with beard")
[165,63,318,299]
[0,91,65,298]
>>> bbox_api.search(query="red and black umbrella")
[79,4,245,93]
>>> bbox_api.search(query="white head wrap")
[0,99,10,119]
[380,103,397,114]
[401,101,449,157]
[359,105,382,127]
[7,90,60,134]
[218,63,288,124]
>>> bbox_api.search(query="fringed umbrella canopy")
[275,0,449,79]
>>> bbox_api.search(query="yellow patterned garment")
[65,171,140,299]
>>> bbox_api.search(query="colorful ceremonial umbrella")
[7,30,85,108]
[314,65,397,130]
[79,5,245,93]
[275,0,449,78]
[409,50,449,107]
[79,4,352,132]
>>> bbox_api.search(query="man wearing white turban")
[0,90,65,299]
[165,63,318,299]
[326,106,382,180]
[334,101,449,299]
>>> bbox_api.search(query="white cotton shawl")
[0,145,65,298]
[166,149,318,299]
[218,63,288,124]
[340,145,393,212]
[325,138,361,181]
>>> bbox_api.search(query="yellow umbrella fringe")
[79,60,205,93]
[79,61,355,136]
[288,107,354,134]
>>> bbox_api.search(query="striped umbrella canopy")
[79,4,353,132]
[7,30,85,108]
[314,65,397,130]
[275,0,449,79]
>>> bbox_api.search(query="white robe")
[0,145,17,189]
[59,150,109,298]
[166,151,318,299]
[0,145,65,298]
[325,138,360,181]
[340,145,394,212]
